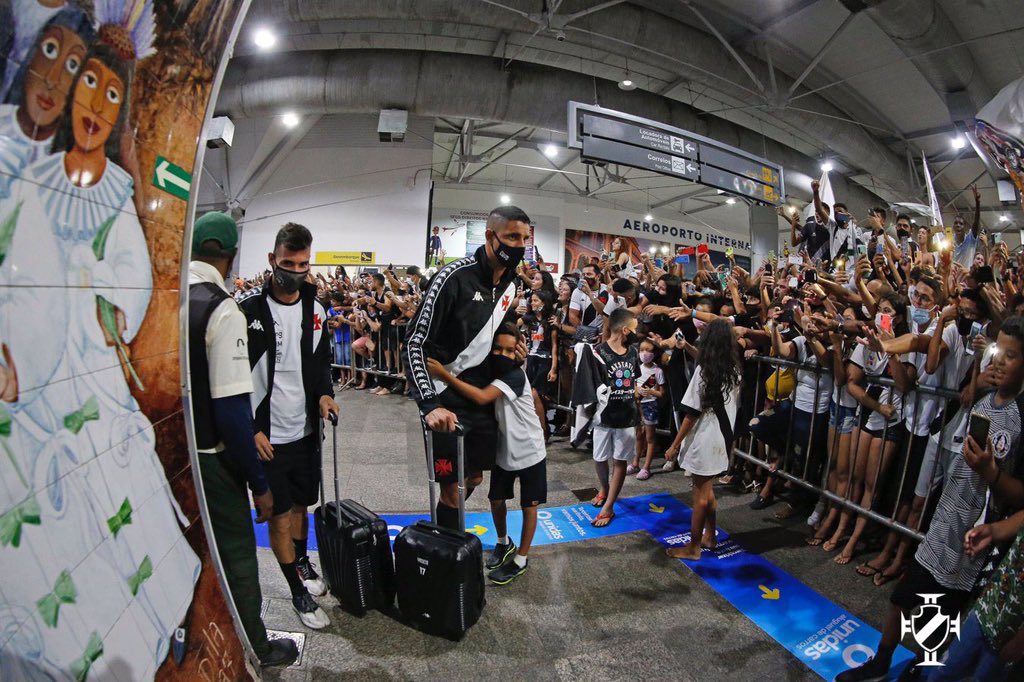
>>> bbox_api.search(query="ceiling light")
[820,162,833,172]
[543,144,559,159]
[644,213,653,221]
[281,112,300,128]
[725,198,737,205]
[253,28,276,50]
[500,194,511,204]
[951,136,966,150]
[661,246,669,255]
[618,78,636,91]
[648,246,657,253]
[1000,214,1009,222]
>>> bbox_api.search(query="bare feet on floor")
[666,543,703,560]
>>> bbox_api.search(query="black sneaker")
[260,638,299,667]
[489,558,527,585]
[296,555,327,596]
[749,494,774,510]
[833,655,891,682]
[486,540,517,570]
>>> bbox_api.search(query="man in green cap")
[188,211,298,667]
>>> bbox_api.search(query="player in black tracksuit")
[406,205,532,529]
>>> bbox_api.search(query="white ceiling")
[200,0,1024,235]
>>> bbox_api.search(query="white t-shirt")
[492,368,547,471]
[679,364,739,477]
[903,319,948,437]
[637,364,665,404]
[189,261,254,453]
[569,283,607,326]
[792,336,831,414]
[849,344,903,430]
[939,322,995,451]
[268,296,311,445]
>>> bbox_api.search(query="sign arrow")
[466,525,488,535]
[759,585,780,600]
[648,503,665,514]
[686,162,697,174]
[685,142,696,153]
[151,156,192,200]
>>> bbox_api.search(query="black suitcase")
[394,423,485,639]
[314,413,396,616]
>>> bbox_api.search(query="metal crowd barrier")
[329,317,969,544]
[733,354,963,543]
[329,320,408,386]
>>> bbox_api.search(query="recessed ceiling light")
[618,78,636,91]
[1000,214,1009,222]
[951,136,966,150]
[281,112,300,128]
[725,198,737,205]
[820,162,833,172]
[644,213,653,221]
[543,144,559,158]
[253,28,276,50]
[500,194,511,204]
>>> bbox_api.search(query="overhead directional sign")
[568,102,785,206]
[582,114,699,160]
[582,136,699,182]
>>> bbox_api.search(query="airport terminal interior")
[2,0,1024,681]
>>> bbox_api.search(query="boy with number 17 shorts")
[428,323,547,585]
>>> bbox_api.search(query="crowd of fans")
[229,185,1024,678]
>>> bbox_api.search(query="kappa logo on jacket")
[249,319,264,332]
[472,291,484,302]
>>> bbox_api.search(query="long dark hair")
[51,41,132,160]
[530,288,555,327]
[697,318,740,408]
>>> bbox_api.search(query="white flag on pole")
[803,170,835,223]
[922,157,942,226]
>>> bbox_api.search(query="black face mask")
[491,235,525,268]
[273,265,307,294]
[956,316,975,336]
[624,331,638,346]
[490,354,519,378]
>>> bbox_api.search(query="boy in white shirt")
[428,323,547,585]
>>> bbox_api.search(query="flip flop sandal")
[591,494,606,507]
[805,536,825,547]
[855,562,883,577]
[591,511,615,527]
[873,566,906,587]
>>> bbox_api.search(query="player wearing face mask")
[405,205,532,530]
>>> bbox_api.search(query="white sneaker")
[296,556,328,596]
[807,502,826,527]
[292,592,330,630]
[662,459,678,473]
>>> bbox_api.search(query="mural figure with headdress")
[0,1,201,678]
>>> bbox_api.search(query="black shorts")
[863,422,906,446]
[262,435,320,516]
[526,355,553,398]
[429,411,498,484]
[488,459,547,507]
[889,557,971,615]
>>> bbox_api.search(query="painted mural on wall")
[0,1,248,680]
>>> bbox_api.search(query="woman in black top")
[522,289,558,440]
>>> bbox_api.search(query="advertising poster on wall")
[564,229,674,274]
[428,208,551,269]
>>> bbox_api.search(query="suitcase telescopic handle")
[421,419,466,530]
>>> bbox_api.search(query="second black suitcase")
[314,413,396,616]
[394,423,485,639]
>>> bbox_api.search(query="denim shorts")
[640,401,659,426]
[829,400,857,434]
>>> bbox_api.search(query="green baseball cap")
[192,212,238,256]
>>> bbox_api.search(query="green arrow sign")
[151,156,191,200]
